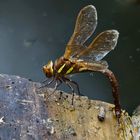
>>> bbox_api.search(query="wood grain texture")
[0,74,139,140]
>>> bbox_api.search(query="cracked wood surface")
[0,74,139,140]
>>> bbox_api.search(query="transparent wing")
[79,60,109,71]
[76,30,119,61]
[64,5,97,59]
[70,58,109,72]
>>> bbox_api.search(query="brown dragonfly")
[42,5,121,119]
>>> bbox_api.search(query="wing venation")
[77,30,119,61]
[64,5,97,59]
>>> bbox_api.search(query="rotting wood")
[0,74,139,140]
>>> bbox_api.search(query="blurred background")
[0,0,140,114]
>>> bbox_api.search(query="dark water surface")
[0,0,140,114]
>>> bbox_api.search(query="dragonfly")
[42,5,121,119]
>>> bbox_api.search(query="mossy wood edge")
[0,74,139,140]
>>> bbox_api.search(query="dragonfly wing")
[70,58,108,72]
[77,61,108,72]
[64,5,97,59]
[77,30,119,61]
[80,60,109,71]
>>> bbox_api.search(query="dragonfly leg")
[63,77,81,96]
[62,77,75,105]
[47,79,62,98]
[39,78,54,89]
[41,78,50,84]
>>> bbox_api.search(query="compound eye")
[43,61,54,78]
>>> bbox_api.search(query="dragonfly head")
[43,60,54,78]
